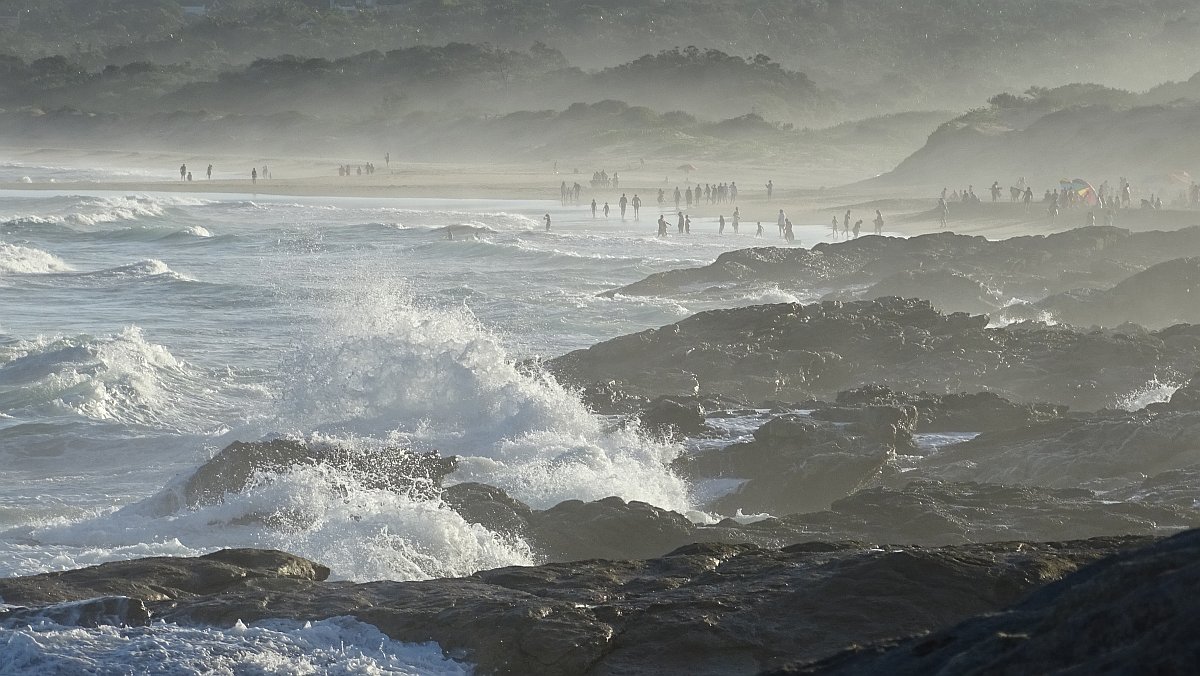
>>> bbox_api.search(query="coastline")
[4,146,1198,239]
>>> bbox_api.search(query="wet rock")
[839,268,1002,315]
[922,407,1200,488]
[180,439,457,509]
[527,497,700,562]
[547,297,1200,410]
[781,480,1197,546]
[0,538,1152,676]
[1007,256,1200,329]
[603,227,1200,314]
[0,549,329,607]
[780,528,1200,676]
[639,396,708,439]
[441,481,534,538]
[0,596,151,628]
[678,415,897,516]
[816,386,1067,432]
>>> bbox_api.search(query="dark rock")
[639,396,708,439]
[179,439,457,510]
[547,297,1200,410]
[778,528,1200,676]
[843,268,1002,315]
[0,549,328,607]
[527,497,700,562]
[816,386,1067,432]
[921,407,1200,488]
[0,596,151,628]
[0,537,1153,676]
[678,415,897,516]
[781,480,1197,546]
[441,481,534,538]
[1007,256,1200,329]
[603,227,1200,318]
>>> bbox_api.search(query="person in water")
[718,214,726,235]
[830,216,840,239]
[632,194,641,219]
[732,207,740,234]
[873,210,884,235]
[685,215,691,233]
[784,218,795,243]
[852,219,862,238]
[677,212,685,234]
[657,215,669,237]
[603,202,610,218]
[777,209,787,237]
[544,213,552,231]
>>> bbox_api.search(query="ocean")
[0,162,844,671]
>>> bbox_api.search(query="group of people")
[178,163,214,182]
[560,181,585,205]
[824,209,885,239]
[661,182,739,210]
[589,170,619,189]
[590,193,644,220]
[339,163,378,177]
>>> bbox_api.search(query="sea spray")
[279,266,692,511]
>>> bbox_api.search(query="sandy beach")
[3,145,1197,240]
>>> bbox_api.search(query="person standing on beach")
[620,194,628,220]
[591,199,597,218]
[251,168,257,184]
[674,187,682,210]
[777,209,787,237]
[756,221,764,237]
[603,202,610,219]
[206,164,212,180]
[873,210,884,235]
[632,194,642,219]
[685,215,692,233]
[831,216,840,239]
[544,213,552,231]
[180,164,187,181]
[843,210,851,236]
[719,214,726,235]
[766,180,773,201]
[732,207,740,234]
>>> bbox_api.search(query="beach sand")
[3,145,1196,240]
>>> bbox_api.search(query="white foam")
[16,463,534,583]
[280,274,691,512]
[1116,378,1182,411]
[0,616,471,675]
[0,326,241,433]
[0,242,73,274]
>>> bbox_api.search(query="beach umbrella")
[1069,178,1099,206]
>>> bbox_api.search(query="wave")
[0,195,209,232]
[78,259,197,282]
[1116,377,1183,411]
[0,326,245,433]
[0,242,73,274]
[0,616,470,675]
[279,272,691,512]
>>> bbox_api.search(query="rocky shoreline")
[0,535,1160,675]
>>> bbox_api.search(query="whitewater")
[0,164,860,671]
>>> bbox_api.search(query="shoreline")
[4,145,1199,239]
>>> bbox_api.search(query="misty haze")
[0,1,1198,674]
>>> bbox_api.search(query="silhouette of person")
[756,221,764,237]
[873,210,884,235]
[180,164,187,181]
[251,168,257,184]
[620,194,628,219]
[603,202,610,218]
[544,213,552,231]
[766,180,774,201]
[632,194,641,219]
[591,199,597,218]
